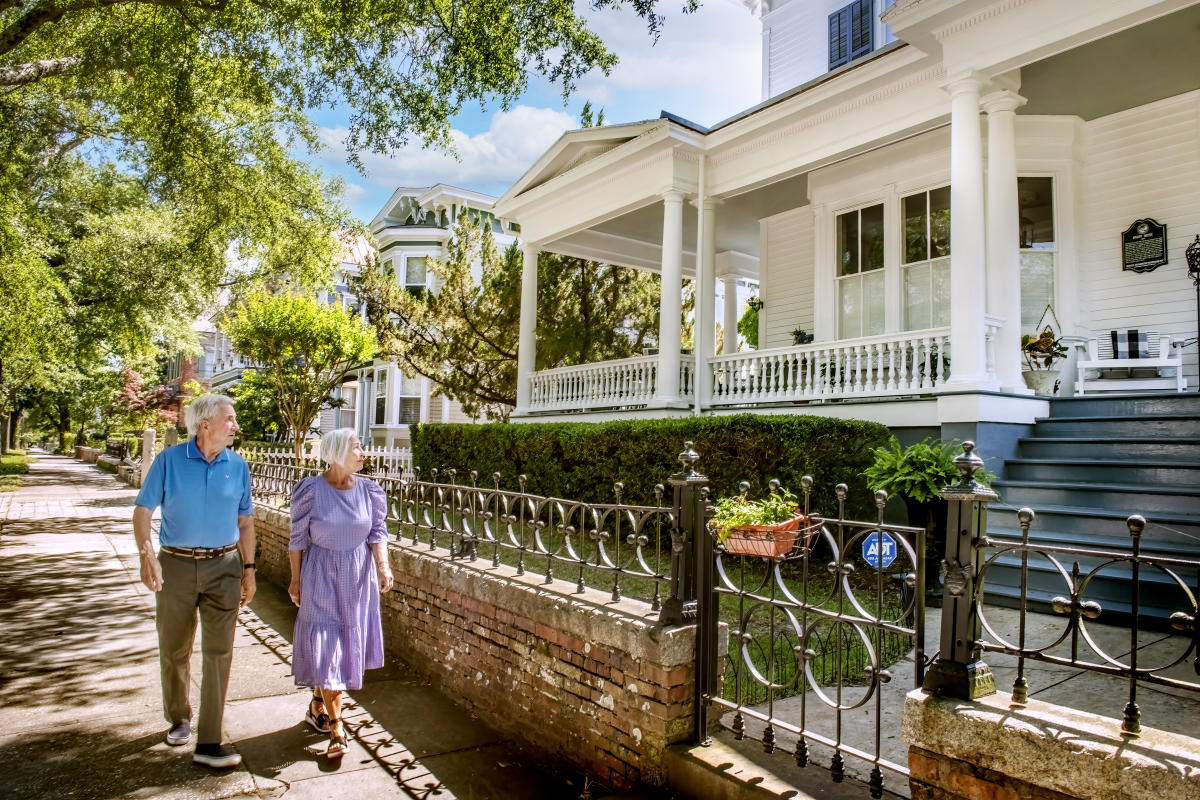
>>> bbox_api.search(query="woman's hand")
[288,578,301,607]
[376,563,394,594]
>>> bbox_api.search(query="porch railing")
[709,328,951,406]
[528,355,695,412]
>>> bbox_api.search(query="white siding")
[761,207,815,350]
[1078,91,1200,389]
[762,0,893,101]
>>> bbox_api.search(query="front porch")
[526,327,959,414]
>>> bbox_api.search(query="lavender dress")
[289,475,387,690]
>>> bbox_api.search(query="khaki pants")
[156,550,241,745]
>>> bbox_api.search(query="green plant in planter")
[1021,326,1068,371]
[862,439,994,596]
[710,485,799,545]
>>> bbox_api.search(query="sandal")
[305,696,331,734]
[326,720,346,759]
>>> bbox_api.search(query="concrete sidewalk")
[0,453,661,800]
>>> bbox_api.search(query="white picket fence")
[239,443,414,479]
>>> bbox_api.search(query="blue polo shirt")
[135,440,252,548]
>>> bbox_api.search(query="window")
[404,256,427,297]
[829,0,873,71]
[339,386,357,430]
[397,371,422,425]
[1018,177,1055,330]
[374,369,387,425]
[836,203,885,339]
[902,187,951,331]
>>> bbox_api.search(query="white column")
[515,243,540,414]
[657,192,685,406]
[361,372,373,441]
[944,74,995,390]
[983,89,1031,394]
[695,198,718,406]
[722,275,740,355]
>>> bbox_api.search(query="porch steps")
[983,393,1200,625]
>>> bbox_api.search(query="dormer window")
[829,0,873,71]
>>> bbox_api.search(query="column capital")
[942,71,987,98]
[980,90,1027,116]
[660,189,687,205]
[690,196,722,211]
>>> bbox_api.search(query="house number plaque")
[1121,218,1167,273]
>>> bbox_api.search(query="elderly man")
[133,393,256,769]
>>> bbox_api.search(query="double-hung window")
[397,371,422,425]
[829,0,874,71]
[373,369,387,425]
[902,186,951,331]
[1017,177,1055,330]
[404,256,427,297]
[836,203,885,339]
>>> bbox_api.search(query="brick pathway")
[0,453,661,799]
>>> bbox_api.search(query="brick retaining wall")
[253,504,708,789]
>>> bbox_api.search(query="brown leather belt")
[161,543,239,559]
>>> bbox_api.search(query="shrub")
[412,414,893,519]
[0,454,30,475]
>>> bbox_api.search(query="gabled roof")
[496,119,664,207]
[370,184,499,231]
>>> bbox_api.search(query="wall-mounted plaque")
[1122,218,1167,273]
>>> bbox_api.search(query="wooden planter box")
[721,515,819,558]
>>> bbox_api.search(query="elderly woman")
[288,428,394,759]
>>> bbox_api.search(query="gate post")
[922,441,998,700]
[660,442,715,744]
[661,441,707,625]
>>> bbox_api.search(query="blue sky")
[308,0,762,224]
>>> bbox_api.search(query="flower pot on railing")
[721,515,820,558]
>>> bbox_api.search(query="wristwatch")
[243,563,256,571]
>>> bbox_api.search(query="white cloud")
[573,1,762,125]
[317,105,576,199]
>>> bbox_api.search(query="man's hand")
[240,569,256,606]
[139,544,163,592]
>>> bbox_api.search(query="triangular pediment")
[499,120,664,204]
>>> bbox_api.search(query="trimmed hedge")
[0,454,29,475]
[411,414,893,519]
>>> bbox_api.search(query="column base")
[644,398,693,410]
[941,375,1001,393]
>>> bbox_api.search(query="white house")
[350,184,519,448]
[494,0,1200,452]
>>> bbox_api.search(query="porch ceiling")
[1018,4,1200,120]
[548,173,808,273]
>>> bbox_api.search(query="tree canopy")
[353,216,662,421]
[221,292,376,457]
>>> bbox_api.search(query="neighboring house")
[493,0,1199,451]
[348,185,519,448]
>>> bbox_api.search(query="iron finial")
[954,441,985,488]
[678,441,699,474]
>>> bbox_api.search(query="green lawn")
[0,451,31,492]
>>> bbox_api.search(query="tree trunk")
[8,408,21,450]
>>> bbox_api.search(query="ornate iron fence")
[664,442,926,799]
[976,511,1200,734]
[246,460,675,607]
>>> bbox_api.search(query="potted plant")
[791,327,814,346]
[862,439,994,599]
[1021,325,1068,395]
[709,485,817,558]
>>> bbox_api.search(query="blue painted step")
[1017,437,1200,460]
[1048,393,1200,417]
[1033,414,1200,437]
[992,479,1200,515]
[1003,459,1200,487]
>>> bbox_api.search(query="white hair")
[185,394,235,437]
[320,428,360,469]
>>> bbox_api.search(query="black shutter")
[829,6,850,70]
[850,0,873,61]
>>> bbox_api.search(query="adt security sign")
[862,531,898,569]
